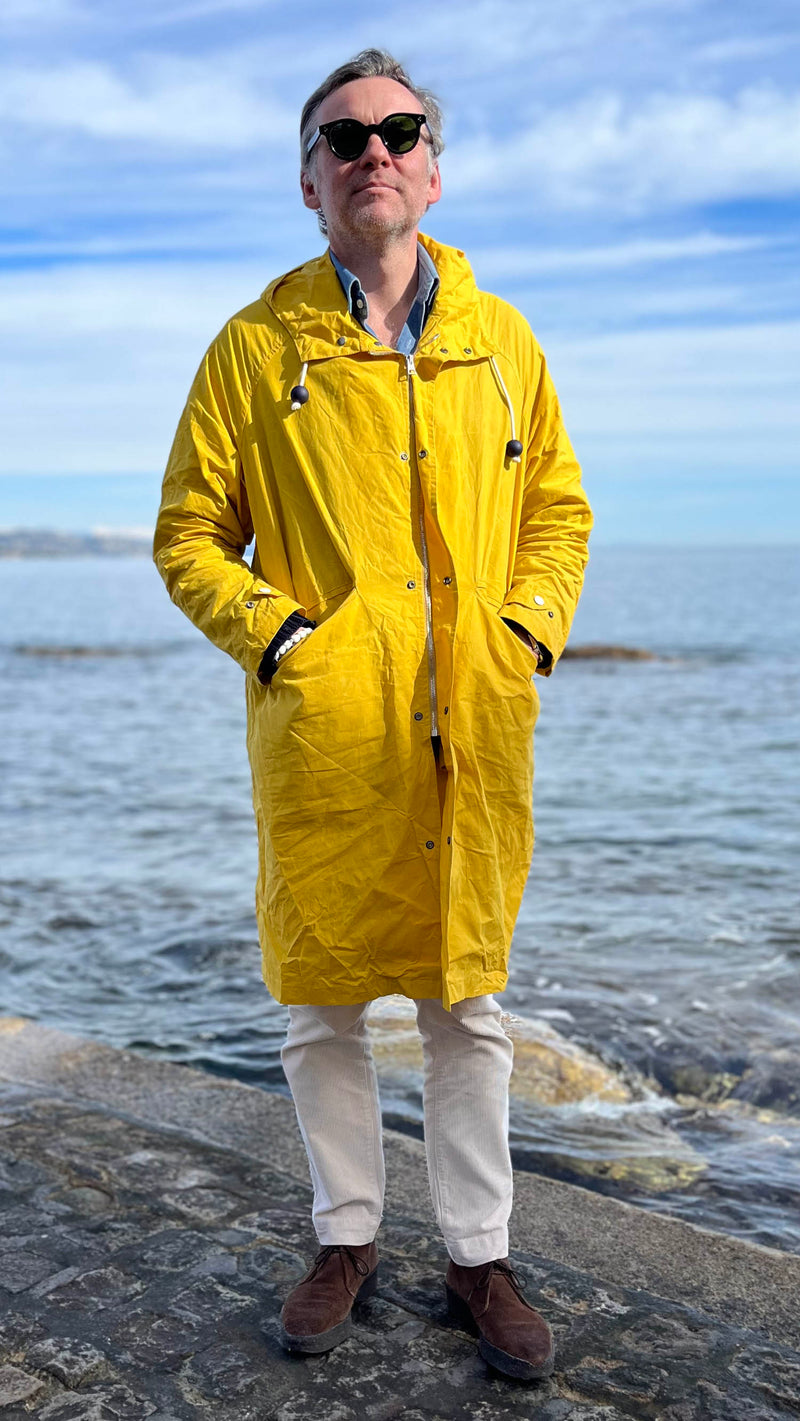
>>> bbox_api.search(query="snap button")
[534,595,545,606]
[245,601,255,609]
[419,449,428,458]
[444,706,449,714]
[426,840,434,850]
[447,836,451,844]
[400,452,409,461]
[440,347,449,354]
[414,711,423,721]
[407,580,416,588]
[464,347,472,354]
[336,336,346,346]
[548,611,554,618]
[443,576,452,585]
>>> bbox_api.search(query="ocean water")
[1,546,798,1253]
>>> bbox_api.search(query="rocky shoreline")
[1,1016,799,1420]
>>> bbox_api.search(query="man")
[154,49,591,1382]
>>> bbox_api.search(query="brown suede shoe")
[446,1256,555,1380]
[280,1242,379,1354]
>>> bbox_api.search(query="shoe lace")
[308,1244,371,1293]
[470,1259,528,1317]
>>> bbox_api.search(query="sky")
[1,0,798,543]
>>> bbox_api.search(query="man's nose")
[358,133,391,166]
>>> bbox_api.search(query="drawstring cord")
[289,351,523,465]
[489,355,523,463]
[290,362,309,411]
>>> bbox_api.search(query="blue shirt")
[329,243,439,355]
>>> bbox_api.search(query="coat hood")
[260,232,497,363]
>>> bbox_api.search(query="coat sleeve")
[153,327,307,677]
[498,345,592,676]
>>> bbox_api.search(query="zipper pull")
[406,353,416,377]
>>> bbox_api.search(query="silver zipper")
[406,352,439,736]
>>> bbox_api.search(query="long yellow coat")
[154,233,592,1010]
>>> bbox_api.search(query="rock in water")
[560,644,656,660]
[366,997,706,1192]
[366,997,631,1105]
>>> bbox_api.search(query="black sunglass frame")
[306,112,428,162]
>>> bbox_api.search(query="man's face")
[301,76,441,249]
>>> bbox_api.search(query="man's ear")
[301,169,321,213]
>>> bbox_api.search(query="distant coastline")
[0,529,152,559]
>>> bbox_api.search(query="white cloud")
[0,258,271,337]
[469,232,776,279]
[5,229,775,271]
[131,0,279,21]
[691,32,800,66]
[0,56,294,149]
[90,524,153,535]
[547,319,800,457]
[0,0,76,22]
[0,259,287,475]
[445,85,800,211]
[406,0,696,77]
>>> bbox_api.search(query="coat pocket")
[270,584,355,682]
[492,607,539,682]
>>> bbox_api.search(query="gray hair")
[300,48,445,236]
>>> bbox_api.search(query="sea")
[1,545,798,1254]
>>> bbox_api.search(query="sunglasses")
[306,112,429,163]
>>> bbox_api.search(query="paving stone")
[158,1187,248,1223]
[0,1363,45,1407]
[30,1267,83,1299]
[110,1309,205,1370]
[25,1335,109,1386]
[210,1229,258,1245]
[0,1251,56,1294]
[35,1382,157,1419]
[167,1278,258,1328]
[45,1264,145,1310]
[234,1243,305,1290]
[182,1337,278,1399]
[54,1185,116,1215]
[0,1155,51,1189]
[133,1229,218,1274]
[273,1397,359,1421]
[185,1251,238,1280]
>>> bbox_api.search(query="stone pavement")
[1,1017,799,1420]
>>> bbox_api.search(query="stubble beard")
[335,193,426,251]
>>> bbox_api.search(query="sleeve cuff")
[500,616,553,671]
[257,610,317,684]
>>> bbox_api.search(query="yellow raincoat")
[154,233,592,1010]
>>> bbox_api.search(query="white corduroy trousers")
[280,993,515,1266]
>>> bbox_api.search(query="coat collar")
[261,233,497,363]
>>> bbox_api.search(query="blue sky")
[1,0,798,542]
